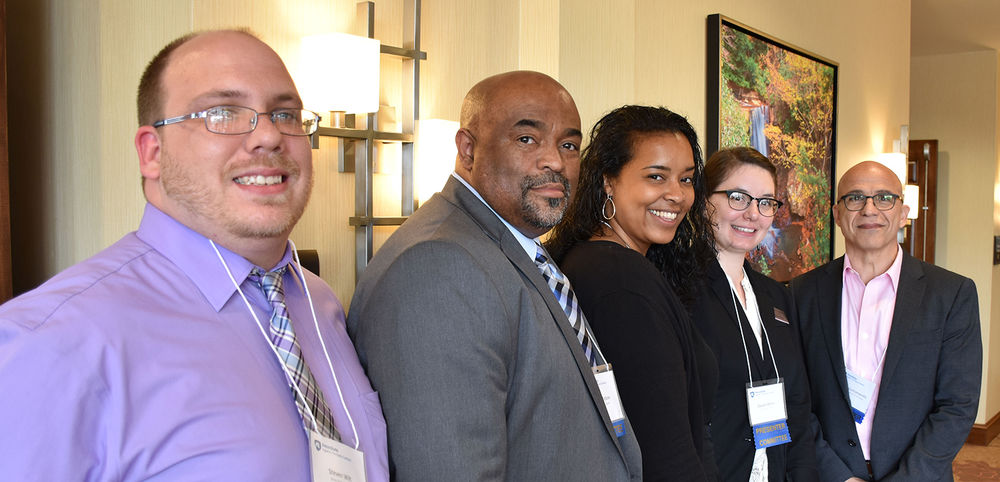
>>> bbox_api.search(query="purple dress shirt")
[0,204,388,481]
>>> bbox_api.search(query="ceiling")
[911,0,1000,56]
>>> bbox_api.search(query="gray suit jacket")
[346,177,643,481]
[791,253,981,481]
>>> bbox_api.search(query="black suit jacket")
[791,253,981,482]
[693,259,818,481]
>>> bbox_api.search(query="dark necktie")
[533,243,599,366]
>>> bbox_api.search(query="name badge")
[593,364,627,437]
[309,430,367,482]
[846,369,876,424]
[746,379,791,449]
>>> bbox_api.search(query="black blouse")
[561,240,719,481]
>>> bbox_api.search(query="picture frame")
[706,14,838,282]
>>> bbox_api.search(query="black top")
[562,240,719,481]
[693,259,819,482]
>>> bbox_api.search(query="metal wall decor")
[313,0,425,281]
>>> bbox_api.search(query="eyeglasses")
[837,193,900,211]
[713,190,783,217]
[152,105,322,136]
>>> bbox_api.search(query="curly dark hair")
[546,105,716,310]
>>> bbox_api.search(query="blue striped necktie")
[533,243,599,366]
[252,266,340,440]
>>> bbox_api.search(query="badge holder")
[310,430,367,482]
[746,378,791,449]
[846,369,876,424]
[593,364,627,437]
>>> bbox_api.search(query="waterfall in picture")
[749,105,769,156]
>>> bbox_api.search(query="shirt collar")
[843,244,904,291]
[450,172,540,258]
[136,203,295,312]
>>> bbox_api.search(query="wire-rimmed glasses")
[152,105,321,136]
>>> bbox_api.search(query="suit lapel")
[446,178,629,457]
[879,254,925,389]
[708,260,768,380]
[819,258,852,403]
[748,268,779,380]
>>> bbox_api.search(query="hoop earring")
[602,195,616,220]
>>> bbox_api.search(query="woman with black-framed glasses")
[693,147,819,482]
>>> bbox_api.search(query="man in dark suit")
[346,71,642,480]
[792,161,981,481]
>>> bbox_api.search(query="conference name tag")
[593,364,627,437]
[309,429,366,482]
[846,369,876,424]
[746,379,791,449]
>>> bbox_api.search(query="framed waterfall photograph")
[706,14,838,282]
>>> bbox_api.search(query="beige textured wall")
[10,0,404,306]
[996,50,1000,426]
[910,50,998,424]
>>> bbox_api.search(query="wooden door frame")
[0,0,11,302]
[902,139,937,264]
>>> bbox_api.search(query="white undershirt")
[724,267,764,355]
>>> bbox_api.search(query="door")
[0,0,11,302]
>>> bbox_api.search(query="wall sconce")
[301,0,425,281]
[415,119,459,207]
[298,32,381,119]
[904,184,920,220]
[875,152,907,188]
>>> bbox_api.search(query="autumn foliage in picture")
[718,22,836,282]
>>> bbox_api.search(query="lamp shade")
[904,184,920,220]
[297,33,380,114]
[415,119,460,205]
[875,152,907,188]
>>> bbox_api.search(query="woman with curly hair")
[547,105,719,481]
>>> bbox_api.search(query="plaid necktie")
[252,266,340,440]
[533,243,599,366]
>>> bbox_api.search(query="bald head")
[453,70,583,238]
[460,71,578,133]
[834,160,909,267]
[837,161,903,198]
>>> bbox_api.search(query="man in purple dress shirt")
[792,161,980,481]
[0,30,388,481]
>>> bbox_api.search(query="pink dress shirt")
[840,245,903,459]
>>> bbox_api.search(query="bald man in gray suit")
[346,71,642,481]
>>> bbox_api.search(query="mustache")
[520,171,570,195]
[228,154,302,177]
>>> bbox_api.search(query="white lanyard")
[726,273,780,386]
[210,239,360,450]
